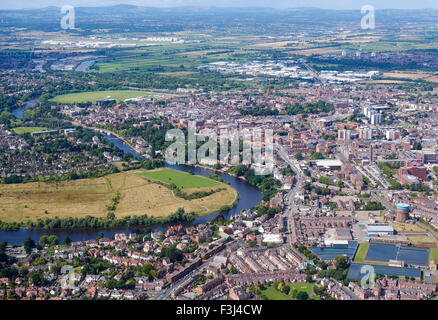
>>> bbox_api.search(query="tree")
[62,236,72,246]
[96,232,104,240]
[290,288,298,298]
[24,237,35,254]
[281,284,290,295]
[294,152,303,161]
[413,141,422,150]
[335,255,349,271]
[295,291,309,300]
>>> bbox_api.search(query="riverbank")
[0,161,261,244]
[0,125,262,244]
[0,167,237,223]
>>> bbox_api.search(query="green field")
[260,283,318,300]
[259,287,291,300]
[429,249,438,263]
[93,48,235,73]
[50,90,154,104]
[353,243,370,262]
[12,127,48,134]
[137,168,220,189]
[0,169,236,222]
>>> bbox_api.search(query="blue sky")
[2,0,438,10]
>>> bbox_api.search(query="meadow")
[12,127,49,134]
[49,90,155,104]
[0,169,237,223]
[136,168,220,189]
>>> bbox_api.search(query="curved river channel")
[0,132,262,244]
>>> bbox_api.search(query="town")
[1,3,438,303]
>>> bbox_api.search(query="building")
[366,224,394,237]
[386,129,400,141]
[314,159,342,171]
[358,127,372,140]
[370,113,382,125]
[396,203,410,222]
[338,129,351,141]
[399,166,427,182]
[262,233,283,244]
[420,152,437,164]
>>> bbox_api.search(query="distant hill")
[1,6,437,33]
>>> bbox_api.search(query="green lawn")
[260,283,318,300]
[137,168,219,189]
[12,127,49,134]
[260,287,291,300]
[429,249,438,263]
[354,243,370,262]
[288,283,314,296]
[50,90,154,104]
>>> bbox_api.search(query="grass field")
[260,283,317,300]
[354,243,370,262]
[136,168,220,189]
[429,249,438,263]
[259,287,291,300]
[393,222,427,233]
[12,127,48,134]
[50,90,154,104]
[288,283,316,299]
[0,169,237,222]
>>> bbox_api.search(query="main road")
[276,144,311,264]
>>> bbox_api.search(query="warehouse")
[366,224,394,237]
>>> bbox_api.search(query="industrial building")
[366,224,394,237]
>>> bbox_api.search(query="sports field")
[429,249,438,263]
[12,127,49,134]
[49,90,154,104]
[353,243,370,262]
[0,169,237,222]
[136,168,220,189]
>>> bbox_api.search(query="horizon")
[2,0,438,10]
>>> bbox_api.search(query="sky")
[2,0,438,10]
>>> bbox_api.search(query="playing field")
[136,168,220,189]
[429,249,438,263]
[353,243,370,262]
[0,169,237,223]
[12,127,49,134]
[49,90,154,104]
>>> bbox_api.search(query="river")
[12,98,39,119]
[0,133,262,244]
[75,60,95,72]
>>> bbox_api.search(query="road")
[300,59,325,84]
[154,144,310,299]
[275,144,312,264]
[152,238,241,300]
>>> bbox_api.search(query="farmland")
[0,169,237,223]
